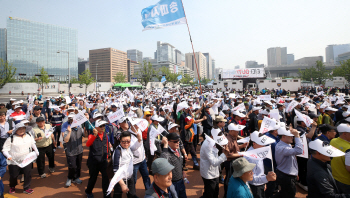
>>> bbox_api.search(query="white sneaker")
[57,146,62,149]
[40,173,47,178]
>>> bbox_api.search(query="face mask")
[68,119,73,124]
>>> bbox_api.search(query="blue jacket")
[227,176,253,198]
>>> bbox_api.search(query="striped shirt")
[160,147,183,182]
[50,112,65,126]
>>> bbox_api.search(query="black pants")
[53,125,62,147]
[9,164,32,190]
[250,184,265,198]
[224,160,233,198]
[264,165,277,198]
[85,161,109,198]
[185,142,197,160]
[113,177,138,198]
[0,138,7,152]
[297,156,308,186]
[202,177,219,198]
[146,153,156,174]
[272,169,297,198]
[37,144,55,175]
[67,153,83,180]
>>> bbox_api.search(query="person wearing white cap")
[248,107,261,134]
[85,119,110,198]
[307,139,348,197]
[200,128,230,198]
[330,123,350,194]
[323,106,338,126]
[244,131,277,198]
[274,127,303,198]
[3,122,39,194]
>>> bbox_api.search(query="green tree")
[298,60,331,85]
[156,66,180,86]
[332,59,350,82]
[70,77,80,84]
[133,61,156,86]
[36,67,50,94]
[200,77,211,84]
[180,74,195,86]
[0,58,17,89]
[79,69,95,93]
[113,72,126,83]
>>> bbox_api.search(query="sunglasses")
[99,125,106,128]
[121,140,131,144]
[169,140,179,143]
[146,115,151,117]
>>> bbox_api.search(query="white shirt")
[200,139,227,179]
[129,129,146,165]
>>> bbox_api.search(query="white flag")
[269,109,280,121]
[157,124,167,135]
[13,152,38,168]
[219,111,226,118]
[259,117,277,134]
[176,101,189,113]
[136,119,149,131]
[204,134,216,149]
[149,126,161,139]
[107,109,124,123]
[124,88,134,100]
[71,112,88,128]
[320,101,330,109]
[232,103,245,111]
[64,96,71,104]
[286,100,299,113]
[222,104,229,111]
[297,134,308,159]
[300,97,310,104]
[106,163,128,196]
[259,95,272,101]
[294,109,313,127]
[239,146,273,161]
[45,127,55,138]
[237,137,250,144]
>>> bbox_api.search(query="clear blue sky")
[1,0,350,69]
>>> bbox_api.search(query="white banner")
[259,95,271,101]
[286,100,299,113]
[13,152,37,168]
[269,109,279,121]
[259,117,277,134]
[294,109,313,127]
[107,109,124,123]
[297,135,308,159]
[222,68,265,79]
[71,112,88,128]
[239,145,273,160]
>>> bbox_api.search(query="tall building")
[0,28,6,62]
[185,52,207,79]
[245,61,264,68]
[5,17,78,80]
[214,68,222,80]
[326,44,350,64]
[293,56,323,67]
[267,47,287,66]
[336,52,350,65]
[89,48,128,82]
[157,41,175,63]
[78,59,89,76]
[287,54,294,65]
[127,49,143,63]
[203,53,213,79]
[175,49,182,65]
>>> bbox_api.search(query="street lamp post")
[57,51,70,94]
[33,60,39,94]
[95,63,98,92]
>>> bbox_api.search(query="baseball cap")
[319,124,337,133]
[68,113,75,118]
[325,107,338,111]
[342,111,350,117]
[166,133,180,141]
[260,109,269,115]
[252,106,261,111]
[93,113,103,119]
[95,120,108,127]
[151,115,164,122]
[228,123,246,131]
[337,123,350,133]
[214,131,228,146]
[277,127,296,136]
[309,113,319,119]
[10,98,16,101]
[67,106,75,111]
[250,131,276,146]
[14,105,22,109]
[117,117,128,124]
[36,117,45,122]
[151,158,174,176]
[185,116,193,123]
[309,139,345,157]
[144,111,152,116]
[33,106,41,111]
[232,111,245,118]
[168,122,179,130]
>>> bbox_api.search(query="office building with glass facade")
[5,17,78,81]
[0,28,6,62]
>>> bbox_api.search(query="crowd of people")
[0,87,349,198]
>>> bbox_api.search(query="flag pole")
[180,0,202,94]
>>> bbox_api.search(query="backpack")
[7,120,13,130]
[10,132,31,143]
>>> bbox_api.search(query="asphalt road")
[1,137,307,198]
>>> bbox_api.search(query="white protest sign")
[297,135,308,159]
[239,145,273,161]
[259,117,277,134]
[286,100,299,113]
[269,109,280,121]
[229,93,236,99]
[294,109,313,127]
[13,152,38,168]
[107,109,124,123]
[64,96,71,104]
[320,101,330,109]
[259,95,272,101]
[71,112,88,128]
[124,88,134,100]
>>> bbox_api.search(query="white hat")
[264,101,273,106]
[309,139,345,157]
[10,98,16,101]
[12,122,26,134]
[211,128,221,137]
[252,106,261,111]
[93,113,103,119]
[337,123,350,133]
[20,120,29,124]
[14,105,22,109]
[117,116,129,124]
[151,115,164,122]
[68,113,75,118]
[130,106,139,111]
[67,106,75,111]
[214,132,228,146]
[250,131,276,146]
[60,104,66,107]
[143,107,152,112]
[19,100,24,103]
[95,120,108,127]
[325,107,338,111]
[342,111,350,117]
[168,122,179,130]
[260,109,269,115]
[277,127,295,136]
[228,123,246,131]
[232,110,245,117]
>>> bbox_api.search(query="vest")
[330,137,350,185]
[88,132,108,165]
